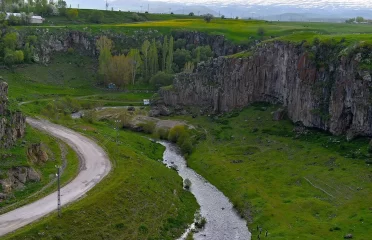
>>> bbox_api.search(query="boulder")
[272,108,286,121]
[344,234,353,239]
[27,143,49,164]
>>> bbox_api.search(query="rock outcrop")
[0,167,41,194]
[27,143,49,164]
[160,41,372,137]
[0,82,26,148]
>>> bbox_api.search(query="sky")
[67,0,372,19]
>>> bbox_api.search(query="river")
[160,141,251,240]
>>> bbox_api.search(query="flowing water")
[160,141,251,240]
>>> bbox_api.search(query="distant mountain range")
[66,0,372,22]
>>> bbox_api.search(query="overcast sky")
[67,0,372,18]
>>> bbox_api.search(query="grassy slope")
[5,121,198,240]
[170,105,372,239]
[25,18,372,45]
[43,9,202,25]
[0,125,80,213]
[1,54,198,239]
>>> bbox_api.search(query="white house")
[30,16,44,24]
[143,99,150,106]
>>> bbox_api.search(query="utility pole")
[56,165,61,218]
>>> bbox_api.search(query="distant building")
[143,99,150,106]
[5,13,44,24]
[30,16,44,24]
[5,13,22,19]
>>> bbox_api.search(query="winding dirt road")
[0,118,112,237]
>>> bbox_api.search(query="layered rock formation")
[160,42,372,138]
[18,29,241,63]
[0,82,26,148]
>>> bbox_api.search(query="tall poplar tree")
[128,48,142,85]
[162,36,168,71]
[166,36,174,73]
[149,39,158,76]
[141,39,150,82]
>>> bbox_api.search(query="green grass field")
[22,18,372,45]
[0,125,79,214]
[5,120,198,240]
[168,105,372,239]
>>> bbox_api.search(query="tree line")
[96,36,213,89]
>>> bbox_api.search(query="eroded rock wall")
[0,82,26,148]
[160,42,372,137]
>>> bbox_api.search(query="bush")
[139,121,156,134]
[67,47,74,54]
[14,50,24,63]
[132,13,141,22]
[188,12,194,16]
[89,11,104,23]
[67,9,78,20]
[168,125,187,143]
[203,14,213,23]
[150,72,174,89]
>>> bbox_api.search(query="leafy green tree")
[96,36,113,83]
[193,46,213,62]
[149,39,159,76]
[356,16,364,23]
[188,12,194,16]
[128,49,142,85]
[221,15,225,19]
[162,36,168,71]
[141,39,151,81]
[14,50,24,63]
[203,14,213,23]
[173,48,192,70]
[3,32,18,50]
[174,38,186,50]
[184,61,194,73]
[166,36,174,73]
[23,43,34,63]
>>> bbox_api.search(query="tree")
[107,54,131,88]
[14,50,24,63]
[150,72,174,89]
[149,39,159,77]
[203,14,213,23]
[184,61,194,73]
[141,39,150,81]
[3,32,18,50]
[173,48,192,70]
[162,36,168,71]
[188,12,194,16]
[96,36,113,83]
[166,36,174,73]
[89,10,104,23]
[128,49,142,85]
[221,15,225,19]
[345,18,355,23]
[66,8,78,20]
[356,16,364,23]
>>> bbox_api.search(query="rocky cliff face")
[160,42,372,138]
[0,82,26,148]
[17,29,241,63]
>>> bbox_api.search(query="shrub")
[155,128,170,140]
[180,139,193,155]
[67,9,78,20]
[221,15,225,19]
[188,12,194,16]
[89,11,104,23]
[14,50,24,63]
[139,121,156,134]
[67,47,74,54]
[168,125,187,143]
[150,72,174,89]
[203,14,213,23]
[132,13,141,22]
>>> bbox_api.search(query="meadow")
[169,105,372,239]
